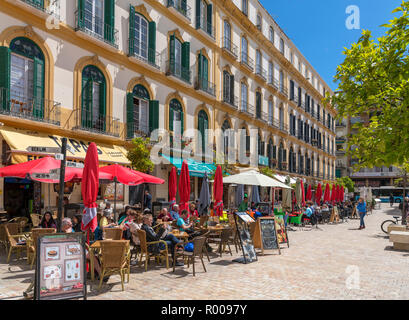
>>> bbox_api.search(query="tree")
[336,176,355,193]
[330,1,409,216]
[127,137,154,173]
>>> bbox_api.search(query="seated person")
[189,203,199,220]
[177,210,202,240]
[40,211,57,229]
[303,202,317,225]
[61,218,74,233]
[157,208,173,222]
[72,215,82,232]
[141,214,183,266]
[170,204,180,221]
[128,211,143,246]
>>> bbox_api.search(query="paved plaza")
[1,204,409,300]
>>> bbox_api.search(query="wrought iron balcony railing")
[195,17,215,39]
[268,78,279,90]
[20,0,60,19]
[126,122,150,140]
[166,60,191,84]
[167,0,191,21]
[240,52,254,71]
[128,47,161,70]
[195,77,216,97]
[222,90,238,109]
[75,10,119,49]
[0,87,61,126]
[255,65,267,81]
[74,108,120,137]
[239,100,255,117]
[221,37,238,59]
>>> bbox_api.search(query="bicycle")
[381,216,401,234]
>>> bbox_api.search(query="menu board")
[35,233,86,300]
[233,212,257,264]
[275,217,290,248]
[259,218,279,250]
[257,202,272,216]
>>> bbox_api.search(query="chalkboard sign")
[35,233,87,300]
[257,202,272,216]
[233,212,257,264]
[260,218,279,250]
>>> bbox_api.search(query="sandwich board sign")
[232,212,258,264]
[34,233,87,300]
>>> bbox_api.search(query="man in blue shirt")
[170,204,180,221]
[356,198,367,230]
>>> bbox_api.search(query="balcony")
[0,88,61,126]
[73,108,120,137]
[195,77,216,97]
[166,60,191,84]
[128,47,161,71]
[256,111,269,123]
[167,0,191,22]
[221,37,238,59]
[75,10,119,49]
[240,53,254,71]
[255,65,267,81]
[279,86,288,97]
[222,91,238,109]
[19,0,60,19]
[126,122,150,140]
[268,78,279,90]
[195,17,215,39]
[239,100,255,117]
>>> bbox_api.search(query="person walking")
[144,190,152,211]
[390,194,394,207]
[357,197,367,230]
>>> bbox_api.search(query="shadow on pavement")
[384,245,409,253]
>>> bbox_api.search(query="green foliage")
[329,1,409,170]
[260,167,275,178]
[127,137,154,173]
[336,176,355,193]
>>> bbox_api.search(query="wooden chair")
[8,217,29,233]
[6,222,21,236]
[103,227,123,240]
[211,228,234,257]
[5,224,27,263]
[98,240,130,291]
[136,229,169,272]
[173,237,207,277]
[28,228,56,268]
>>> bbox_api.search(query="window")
[290,52,293,64]
[256,91,261,119]
[242,0,248,15]
[279,107,284,130]
[241,82,248,112]
[196,0,213,36]
[268,99,274,125]
[84,0,104,37]
[256,50,262,75]
[258,132,264,156]
[298,87,302,106]
[81,65,106,132]
[256,14,262,30]
[242,126,250,154]
[198,110,208,155]
[279,38,284,54]
[279,70,284,92]
[223,70,234,106]
[169,98,184,135]
[223,20,231,51]
[241,36,248,64]
[289,80,294,101]
[298,61,301,72]
[222,119,231,157]
[169,34,190,83]
[267,139,274,168]
[3,37,45,119]
[198,51,209,91]
[268,61,274,84]
[129,7,157,67]
[269,27,274,44]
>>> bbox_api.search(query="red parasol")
[213,165,223,216]
[81,143,99,236]
[331,184,336,204]
[99,164,145,186]
[169,166,177,206]
[0,156,82,183]
[323,183,330,203]
[178,161,191,212]
[341,186,345,202]
[315,183,322,205]
[300,180,306,207]
[336,185,341,203]
[306,184,312,202]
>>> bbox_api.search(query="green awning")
[161,155,216,178]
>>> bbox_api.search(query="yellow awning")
[0,127,130,165]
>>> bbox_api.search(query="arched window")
[126,84,150,138]
[242,126,250,155]
[241,37,248,64]
[241,81,248,112]
[198,51,209,91]
[280,37,284,54]
[279,70,284,93]
[278,142,284,171]
[223,20,231,50]
[197,110,208,155]
[289,147,294,173]
[223,70,234,106]
[81,65,106,132]
[169,98,184,135]
[129,12,149,60]
[255,91,262,119]
[279,106,284,131]
[305,153,310,176]
[267,138,275,168]
[258,132,264,156]
[269,27,274,44]
[222,120,231,157]
[268,99,274,125]
[8,37,45,119]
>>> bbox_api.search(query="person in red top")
[188,203,199,222]
[157,208,173,221]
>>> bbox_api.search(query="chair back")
[220,228,232,242]
[103,227,123,240]
[30,214,41,228]
[6,223,20,235]
[193,236,206,256]
[0,224,6,243]
[137,229,148,254]
[5,225,17,246]
[31,228,56,251]
[100,240,128,269]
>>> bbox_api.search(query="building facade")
[0,0,336,215]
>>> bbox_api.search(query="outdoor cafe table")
[89,240,130,281]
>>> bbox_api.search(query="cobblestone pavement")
[1,204,409,300]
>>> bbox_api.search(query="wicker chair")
[98,240,130,291]
[30,214,42,228]
[5,223,20,236]
[173,236,207,277]
[0,224,8,251]
[211,228,234,257]
[137,229,169,272]
[28,228,56,268]
[5,224,27,263]
[8,217,29,233]
[103,227,123,240]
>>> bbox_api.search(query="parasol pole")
[114,177,117,222]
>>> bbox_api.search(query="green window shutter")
[230,74,234,104]
[78,0,85,28]
[198,114,204,152]
[129,5,135,56]
[196,0,201,29]
[181,42,190,82]
[246,135,250,152]
[81,78,92,128]
[148,21,156,66]
[169,105,174,132]
[126,92,134,139]
[203,56,208,82]
[104,0,115,44]
[0,46,11,111]
[149,100,159,133]
[181,109,184,134]
[203,117,208,152]
[170,34,175,74]
[99,81,106,131]
[207,4,212,34]
[198,52,202,79]
[33,57,44,119]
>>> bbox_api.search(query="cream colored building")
[0,0,336,217]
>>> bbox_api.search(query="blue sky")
[259,0,402,91]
